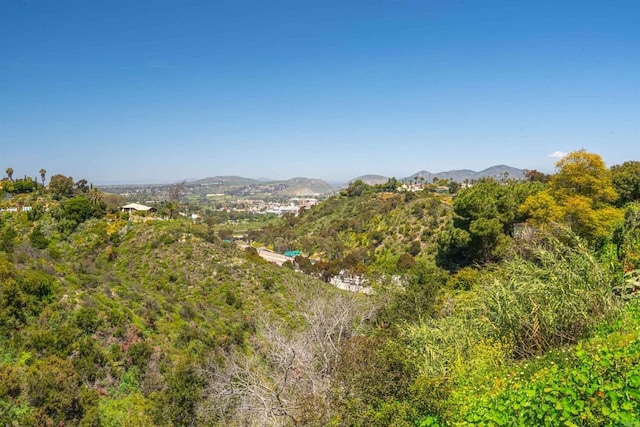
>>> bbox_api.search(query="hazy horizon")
[2,1,638,183]
[90,163,527,187]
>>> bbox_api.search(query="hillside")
[272,177,335,196]
[256,184,452,278]
[349,175,390,185]
[191,176,334,197]
[101,175,335,203]
[0,204,371,426]
[406,164,525,182]
[189,175,261,186]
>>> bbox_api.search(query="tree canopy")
[49,174,75,199]
[611,160,640,206]
[521,150,623,241]
[550,150,618,205]
[437,179,543,270]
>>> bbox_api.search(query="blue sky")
[1,0,638,184]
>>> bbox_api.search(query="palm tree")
[5,167,14,181]
[87,184,105,208]
[39,169,47,187]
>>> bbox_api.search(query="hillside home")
[121,203,156,213]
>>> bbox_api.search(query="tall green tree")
[342,179,373,197]
[523,169,550,183]
[86,185,105,208]
[611,161,640,206]
[613,203,640,271]
[12,177,37,194]
[437,179,544,269]
[74,179,88,194]
[49,174,74,199]
[61,196,102,225]
[39,168,47,187]
[5,167,14,181]
[0,224,17,253]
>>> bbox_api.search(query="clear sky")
[1,0,638,184]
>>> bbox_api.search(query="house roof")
[121,203,154,211]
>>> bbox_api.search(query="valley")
[1,153,639,426]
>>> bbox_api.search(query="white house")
[121,203,156,213]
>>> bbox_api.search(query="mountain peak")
[403,165,524,182]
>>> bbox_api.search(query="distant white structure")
[266,204,299,215]
[121,203,156,213]
[399,183,423,192]
[0,206,32,213]
[330,272,374,294]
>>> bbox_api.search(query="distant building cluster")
[230,197,318,216]
[0,206,32,213]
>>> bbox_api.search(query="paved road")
[237,244,294,266]
[256,248,294,266]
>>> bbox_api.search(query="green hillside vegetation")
[0,181,372,425]
[1,151,639,426]
[247,151,640,425]
[256,180,451,279]
[271,177,335,196]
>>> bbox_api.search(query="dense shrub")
[26,356,82,424]
[477,231,618,357]
[29,224,49,249]
[401,230,623,422]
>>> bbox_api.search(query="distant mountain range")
[405,165,525,183]
[349,175,390,185]
[190,176,260,186]
[189,176,334,196]
[101,165,525,197]
[350,165,525,186]
[272,177,335,196]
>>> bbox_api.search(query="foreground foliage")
[334,230,626,426]
[436,298,640,426]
